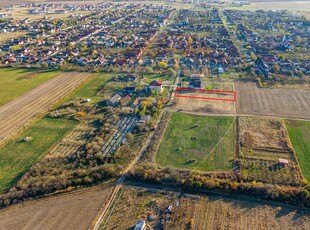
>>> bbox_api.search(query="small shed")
[278,158,289,165]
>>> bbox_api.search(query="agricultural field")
[0,184,114,230]
[286,120,310,181]
[0,118,77,193]
[102,186,310,230]
[194,194,310,230]
[156,112,235,171]
[0,72,91,144]
[237,116,303,185]
[235,81,310,119]
[0,68,59,106]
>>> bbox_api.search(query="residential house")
[149,80,163,92]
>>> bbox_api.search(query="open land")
[235,81,310,119]
[0,184,114,230]
[0,118,76,193]
[102,186,310,230]
[0,72,91,145]
[286,119,310,181]
[0,68,59,106]
[156,112,235,171]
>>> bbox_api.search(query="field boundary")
[174,88,236,102]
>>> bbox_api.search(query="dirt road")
[0,72,91,145]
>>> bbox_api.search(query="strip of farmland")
[0,72,91,145]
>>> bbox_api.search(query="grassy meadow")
[156,113,235,171]
[286,120,310,181]
[0,68,59,106]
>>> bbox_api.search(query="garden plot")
[239,117,293,152]
[237,116,303,185]
[100,114,138,157]
[46,123,93,159]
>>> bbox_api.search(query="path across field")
[0,72,91,144]
[235,81,310,119]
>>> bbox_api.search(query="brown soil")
[195,196,310,230]
[0,184,114,230]
[235,81,310,119]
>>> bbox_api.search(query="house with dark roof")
[149,80,163,92]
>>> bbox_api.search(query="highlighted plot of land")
[156,113,235,171]
[175,88,236,102]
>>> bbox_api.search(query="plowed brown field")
[235,81,310,119]
[0,72,91,144]
[0,184,113,230]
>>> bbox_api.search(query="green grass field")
[0,118,76,193]
[0,68,59,106]
[286,120,310,181]
[156,113,235,171]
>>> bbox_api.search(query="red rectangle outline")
[174,88,236,102]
